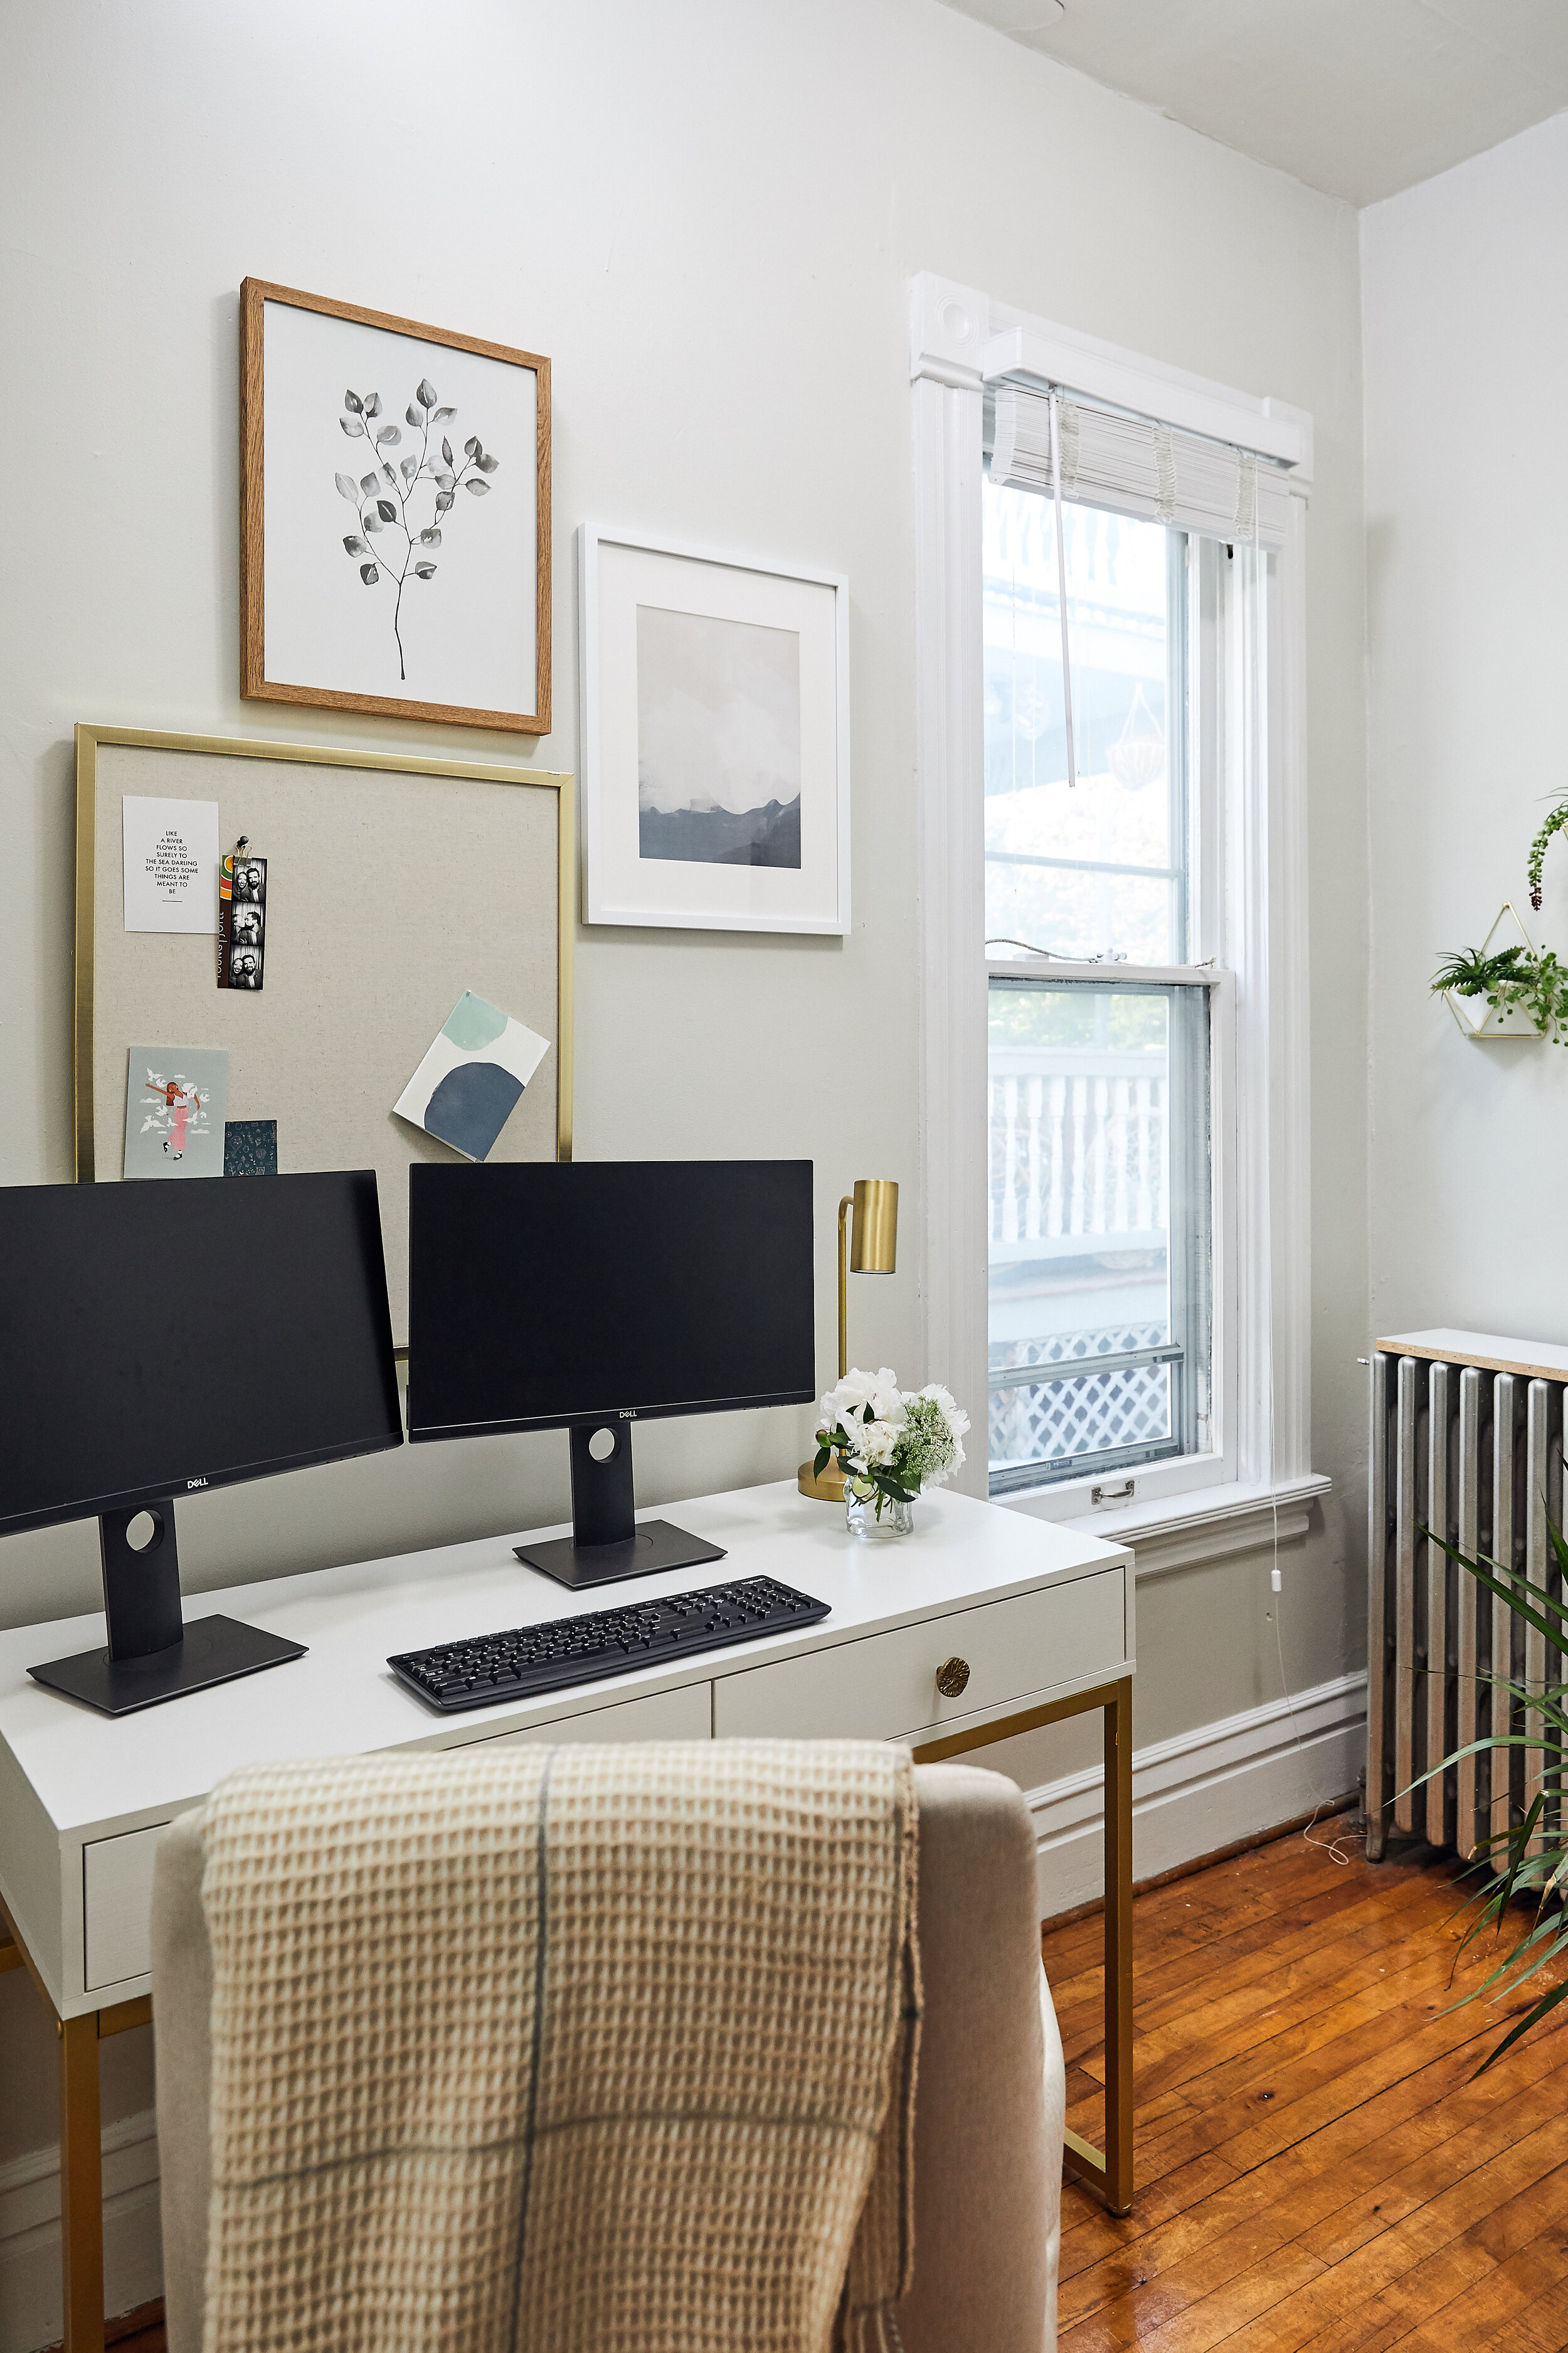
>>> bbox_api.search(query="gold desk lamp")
[798,1179,899,1501]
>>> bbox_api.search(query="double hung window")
[980,385,1278,1504]
[911,280,1313,1529]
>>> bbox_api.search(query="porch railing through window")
[990,1063,1169,1249]
[986,979,1210,1494]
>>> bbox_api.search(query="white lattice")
[990,1322,1172,1467]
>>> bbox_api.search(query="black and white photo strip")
[223,851,267,992]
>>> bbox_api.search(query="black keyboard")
[388,1575,830,1714]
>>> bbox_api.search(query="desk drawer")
[84,1822,169,1990]
[712,1572,1124,1744]
[479,1682,710,1748]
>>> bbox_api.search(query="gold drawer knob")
[935,1655,971,1699]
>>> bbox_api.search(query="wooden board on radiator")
[1376,1327,1568,1385]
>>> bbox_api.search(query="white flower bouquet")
[812,1368,970,1524]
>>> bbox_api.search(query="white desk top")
[0,1481,1128,1842]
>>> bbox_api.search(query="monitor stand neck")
[568,1423,637,1548]
[26,1497,307,1717]
[101,1501,185,1659]
[512,1423,728,1591]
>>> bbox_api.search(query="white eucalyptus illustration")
[333,378,501,681]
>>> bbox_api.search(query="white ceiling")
[940,0,1568,205]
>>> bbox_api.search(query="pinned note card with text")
[393,992,549,1162]
[122,798,220,933]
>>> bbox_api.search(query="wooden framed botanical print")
[578,526,849,934]
[240,279,551,733]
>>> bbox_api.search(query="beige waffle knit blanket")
[196,1740,919,2353]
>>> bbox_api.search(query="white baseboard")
[1030,1670,1368,1919]
[0,2108,161,2353]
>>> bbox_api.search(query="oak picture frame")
[240,278,551,735]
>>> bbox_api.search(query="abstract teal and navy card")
[393,992,549,1162]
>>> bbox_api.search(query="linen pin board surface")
[75,724,573,1344]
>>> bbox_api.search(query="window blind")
[990,383,1293,546]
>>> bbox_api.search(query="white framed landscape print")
[241,279,551,733]
[578,527,849,933]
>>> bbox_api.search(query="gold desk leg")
[913,1672,1135,2218]
[1,1904,115,2353]
[59,2011,106,2353]
[1103,1676,1134,2216]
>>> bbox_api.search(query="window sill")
[999,1472,1332,1580]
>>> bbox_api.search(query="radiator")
[1367,1331,1568,1864]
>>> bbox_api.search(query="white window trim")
[911,272,1319,1529]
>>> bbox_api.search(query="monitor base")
[514,1520,728,1591]
[28,1614,307,1717]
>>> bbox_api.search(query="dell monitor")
[407,1160,815,1588]
[0,1171,403,1714]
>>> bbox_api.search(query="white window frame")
[911,273,1325,1539]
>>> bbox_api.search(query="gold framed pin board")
[240,278,551,735]
[75,723,573,1345]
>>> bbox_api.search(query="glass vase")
[845,1488,914,1539]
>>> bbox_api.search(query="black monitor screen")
[408,1160,815,1439]
[0,1172,403,1535]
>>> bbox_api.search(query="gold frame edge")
[72,721,575,1181]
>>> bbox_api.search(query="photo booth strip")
[217,841,267,991]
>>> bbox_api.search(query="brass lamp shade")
[798,1177,901,1501]
[849,1179,898,1274]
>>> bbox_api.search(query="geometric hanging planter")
[1438,903,1548,1039]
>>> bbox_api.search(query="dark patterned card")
[223,1119,278,1177]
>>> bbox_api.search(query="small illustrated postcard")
[122,797,220,933]
[124,1048,229,1179]
[393,992,549,1162]
[223,1118,278,1177]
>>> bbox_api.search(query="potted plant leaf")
[1431,904,1565,1039]
[1412,1524,1568,2071]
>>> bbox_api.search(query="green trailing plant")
[1430,942,1568,1041]
[1529,802,1568,911]
[1411,1522,1568,2074]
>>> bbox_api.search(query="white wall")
[0,3,1368,2335]
[1364,112,1568,1346]
[0,0,1370,1663]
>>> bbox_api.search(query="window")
[988,972,1212,1491]
[983,486,1187,966]
[984,482,1217,1495]
[912,274,1314,1527]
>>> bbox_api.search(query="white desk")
[0,1480,1135,2348]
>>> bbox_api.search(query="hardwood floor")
[40,2302,166,2353]
[40,1832,1566,2353]
[1044,1821,1568,2350]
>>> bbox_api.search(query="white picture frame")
[578,525,849,934]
